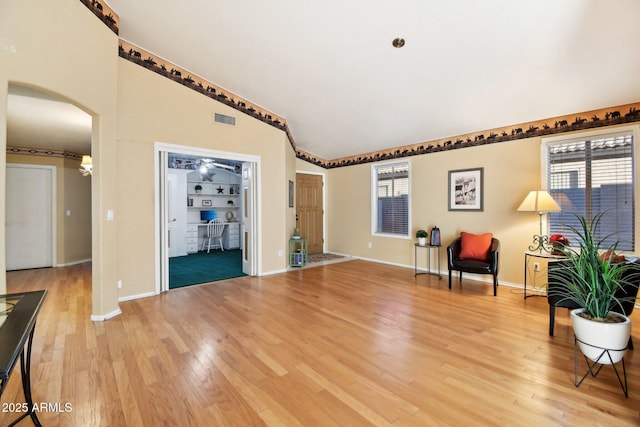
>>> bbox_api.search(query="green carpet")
[169,249,246,289]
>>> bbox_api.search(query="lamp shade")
[517,190,560,213]
[80,155,92,167]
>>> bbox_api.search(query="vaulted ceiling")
[105,0,640,161]
[8,1,640,162]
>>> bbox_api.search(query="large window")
[372,161,409,237]
[546,131,635,250]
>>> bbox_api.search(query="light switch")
[107,209,114,221]
[66,210,71,216]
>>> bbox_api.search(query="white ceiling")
[7,84,92,155]
[105,0,640,160]
[8,1,640,161]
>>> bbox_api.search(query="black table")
[0,290,47,426]
[414,243,441,278]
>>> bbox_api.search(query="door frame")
[5,163,56,269]
[154,142,261,293]
[295,170,326,254]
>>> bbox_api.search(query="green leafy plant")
[548,212,639,321]
[292,228,300,237]
[415,229,428,238]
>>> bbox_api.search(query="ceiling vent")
[214,113,236,126]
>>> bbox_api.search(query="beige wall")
[1,0,119,317]
[6,154,91,266]
[116,59,292,298]
[326,124,640,287]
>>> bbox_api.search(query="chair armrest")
[489,238,500,270]
[447,237,462,268]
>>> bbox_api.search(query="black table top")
[0,290,47,381]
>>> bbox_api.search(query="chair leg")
[549,305,556,336]
[493,274,497,296]
[448,270,452,289]
[219,237,224,251]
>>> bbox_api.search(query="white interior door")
[167,169,188,257]
[158,151,170,292]
[242,162,257,275]
[6,164,55,270]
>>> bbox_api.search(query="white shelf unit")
[186,170,241,224]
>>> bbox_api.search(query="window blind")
[373,162,409,236]
[547,133,634,250]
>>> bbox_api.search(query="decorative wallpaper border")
[314,103,640,169]
[7,146,83,161]
[83,0,640,170]
[79,0,119,34]
[118,41,289,135]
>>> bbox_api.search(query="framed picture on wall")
[448,167,484,211]
[202,199,212,207]
[289,180,294,208]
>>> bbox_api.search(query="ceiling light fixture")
[392,37,405,48]
[79,155,92,176]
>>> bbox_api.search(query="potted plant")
[416,229,428,246]
[548,212,639,365]
[292,228,300,240]
[194,184,202,194]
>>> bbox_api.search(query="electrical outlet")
[368,242,372,249]
[278,250,283,257]
[117,280,122,289]
[533,262,540,272]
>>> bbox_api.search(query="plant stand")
[289,238,308,268]
[574,335,629,397]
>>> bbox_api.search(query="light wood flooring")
[2,260,640,426]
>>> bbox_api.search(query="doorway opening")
[5,83,93,273]
[155,143,259,293]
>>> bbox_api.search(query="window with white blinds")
[372,161,410,237]
[546,132,635,250]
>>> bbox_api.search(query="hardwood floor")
[2,260,639,426]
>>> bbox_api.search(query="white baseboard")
[91,308,122,322]
[262,268,289,276]
[119,291,157,302]
[55,258,91,267]
[350,255,522,289]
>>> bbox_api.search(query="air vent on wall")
[215,113,236,126]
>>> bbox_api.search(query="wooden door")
[296,173,323,254]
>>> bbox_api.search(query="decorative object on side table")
[292,228,300,240]
[517,189,561,253]
[549,233,569,255]
[430,226,441,246]
[415,229,428,246]
[548,212,640,396]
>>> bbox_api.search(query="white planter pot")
[571,308,630,365]
[418,237,426,246]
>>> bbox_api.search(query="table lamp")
[517,190,561,252]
